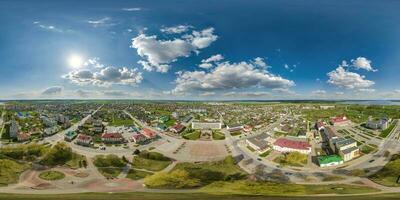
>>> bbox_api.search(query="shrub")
[144,169,200,189]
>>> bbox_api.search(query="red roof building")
[130,133,147,143]
[101,133,123,143]
[76,134,92,146]
[17,132,31,142]
[142,128,157,139]
[171,123,185,133]
[330,116,350,126]
[273,138,311,154]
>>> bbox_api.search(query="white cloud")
[84,57,104,68]
[335,92,344,95]
[327,66,375,89]
[122,7,141,11]
[87,17,113,27]
[172,59,295,94]
[357,88,376,93]
[272,88,296,95]
[131,27,218,72]
[223,91,271,98]
[33,21,63,32]
[351,57,377,72]
[199,92,216,96]
[202,54,224,63]
[253,57,268,68]
[199,54,224,69]
[311,90,327,95]
[42,86,63,95]
[161,25,192,34]
[63,66,142,87]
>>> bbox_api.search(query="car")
[369,159,375,163]
[257,158,262,161]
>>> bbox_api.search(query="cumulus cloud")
[172,59,295,94]
[272,88,296,95]
[131,27,218,72]
[327,66,374,89]
[351,57,377,72]
[199,92,216,96]
[122,7,141,11]
[161,25,193,34]
[199,54,224,69]
[63,67,142,87]
[42,86,63,95]
[223,91,271,98]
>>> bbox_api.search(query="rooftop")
[318,155,343,164]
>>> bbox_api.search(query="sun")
[68,54,83,68]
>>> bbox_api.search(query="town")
[1,100,400,197]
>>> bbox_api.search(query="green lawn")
[370,154,400,187]
[93,155,126,178]
[1,192,400,200]
[126,169,153,180]
[182,131,201,140]
[65,153,86,169]
[212,131,225,140]
[201,180,380,196]
[0,159,30,186]
[132,157,171,171]
[273,152,308,167]
[38,171,65,181]
[379,123,396,138]
[360,145,376,154]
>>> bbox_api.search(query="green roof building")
[64,131,77,142]
[318,155,343,168]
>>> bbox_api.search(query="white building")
[192,121,222,130]
[9,120,19,138]
[366,117,389,130]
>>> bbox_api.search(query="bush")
[138,150,171,161]
[40,143,73,166]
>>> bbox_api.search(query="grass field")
[212,131,225,140]
[370,154,400,187]
[201,180,380,196]
[182,131,201,140]
[379,122,396,138]
[0,159,30,186]
[1,192,400,200]
[126,169,153,180]
[132,156,171,171]
[273,152,308,167]
[38,171,65,181]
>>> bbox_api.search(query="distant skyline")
[1,0,400,100]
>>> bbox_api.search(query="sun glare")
[68,55,83,68]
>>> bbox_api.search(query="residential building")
[44,126,59,136]
[226,124,244,132]
[330,116,351,126]
[272,137,311,154]
[246,133,270,153]
[64,131,77,141]
[9,120,19,138]
[170,123,185,133]
[318,155,344,167]
[366,117,389,130]
[141,128,157,139]
[130,133,147,143]
[315,121,326,131]
[76,134,92,146]
[157,123,167,131]
[243,125,253,132]
[329,137,360,162]
[323,126,338,141]
[192,121,222,130]
[339,146,360,162]
[101,133,124,143]
[17,132,31,142]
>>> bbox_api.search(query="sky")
[1,0,400,100]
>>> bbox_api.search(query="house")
[329,137,360,162]
[297,130,307,138]
[44,126,59,136]
[157,123,167,131]
[318,155,344,167]
[272,137,311,154]
[182,115,193,123]
[171,123,185,133]
[17,132,31,142]
[226,124,244,132]
[41,116,56,127]
[159,116,169,123]
[101,133,123,143]
[141,128,157,139]
[243,125,253,132]
[76,134,92,146]
[192,121,222,130]
[64,131,77,141]
[339,146,360,162]
[130,133,147,143]
[320,105,335,110]
[246,133,270,153]
[330,116,351,126]
[366,117,389,130]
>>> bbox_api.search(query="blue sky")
[1,0,400,100]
